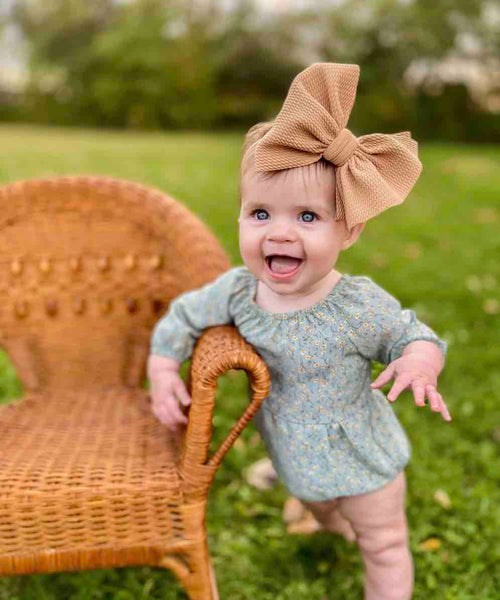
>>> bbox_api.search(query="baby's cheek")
[239,227,258,255]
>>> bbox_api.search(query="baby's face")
[239,162,354,300]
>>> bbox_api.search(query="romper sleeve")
[340,276,447,365]
[150,267,244,362]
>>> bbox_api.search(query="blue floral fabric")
[151,267,446,501]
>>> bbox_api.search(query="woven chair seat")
[0,388,187,564]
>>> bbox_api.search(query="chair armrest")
[181,325,270,479]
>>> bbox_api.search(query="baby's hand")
[147,354,192,431]
[370,341,451,422]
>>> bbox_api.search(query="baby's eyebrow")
[294,203,334,215]
[241,199,272,210]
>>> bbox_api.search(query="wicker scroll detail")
[180,326,271,500]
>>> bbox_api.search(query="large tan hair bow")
[255,63,422,229]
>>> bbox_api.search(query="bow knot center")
[323,128,358,167]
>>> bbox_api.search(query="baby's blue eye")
[254,209,269,221]
[300,211,316,223]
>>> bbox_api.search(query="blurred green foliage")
[1,0,499,139]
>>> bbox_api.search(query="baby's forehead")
[241,161,336,208]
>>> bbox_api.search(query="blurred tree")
[13,0,218,127]
[10,0,304,128]
[299,0,487,82]
[295,0,496,138]
[3,0,499,138]
[210,0,304,127]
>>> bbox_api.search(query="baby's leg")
[338,472,412,600]
[302,498,356,542]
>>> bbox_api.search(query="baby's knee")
[357,522,409,566]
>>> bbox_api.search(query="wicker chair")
[0,176,270,599]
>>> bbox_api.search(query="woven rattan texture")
[0,389,183,553]
[0,176,230,389]
[0,177,271,600]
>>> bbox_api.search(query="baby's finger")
[387,374,412,402]
[411,381,426,407]
[151,397,170,425]
[152,388,187,430]
[175,380,192,407]
[370,364,395,389]
[436,392,452,422]
[425,385,442,413]
[168,399,189,428]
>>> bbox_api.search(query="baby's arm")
[341,276,450,421]
[148,268,240,430]
[370,340,451,421]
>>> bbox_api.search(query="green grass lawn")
[0,124,499,599]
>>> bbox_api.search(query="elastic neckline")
[245,270,348,319]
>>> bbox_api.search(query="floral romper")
[151,267,446,501]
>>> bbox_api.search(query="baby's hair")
[240,120,338,216]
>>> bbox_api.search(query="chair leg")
[161,541,218,600]
[182,549,219,600]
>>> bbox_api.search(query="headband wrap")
[255,63,422,228]
[323,128,358,166]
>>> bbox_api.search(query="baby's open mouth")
[265,255,303,275]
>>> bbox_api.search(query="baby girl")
[148,63,450,600]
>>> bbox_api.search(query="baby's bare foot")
[286,510,323,535]
[283,497,356,542]
[283,496,308,524]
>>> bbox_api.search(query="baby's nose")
[266,219,297,242]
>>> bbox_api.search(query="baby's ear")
[342,222,365,249]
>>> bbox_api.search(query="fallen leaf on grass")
[483,299,499,314]
[402,243,422,260]
[370,252,387,268]
[433,489,451,509]
[465,275,482,293]
[418,537,442,552]
[474,208,498,224]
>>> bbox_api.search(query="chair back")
[0,177,230,390]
